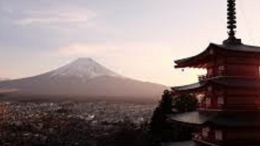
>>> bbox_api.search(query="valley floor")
[0,100,155,146]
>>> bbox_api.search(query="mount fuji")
[51,58,121,80]
[0,58,166,101]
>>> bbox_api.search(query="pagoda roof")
[172,77,260,92]
[175,43,260,68]
[174,44,213,68]
[172,82,207,92]
[167,111,215,125]
[216,43,260,53]
[168,111,260,127]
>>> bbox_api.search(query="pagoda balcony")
[198,103,224,111]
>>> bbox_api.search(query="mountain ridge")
[0,58,166,101]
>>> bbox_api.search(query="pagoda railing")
[198,102,224,110]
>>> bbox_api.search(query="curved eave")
[172,81,207,92]
[172,77,260,92]
[174,61,209,69]
[174,43,260,69]
[174,44,215,68]
[167,111,216,125]
[168,111,260,127]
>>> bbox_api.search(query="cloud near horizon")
[55,42,173,58]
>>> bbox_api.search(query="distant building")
[169,0,260,145]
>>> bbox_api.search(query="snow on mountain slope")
[50,58,121,80]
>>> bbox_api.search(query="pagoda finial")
[227,0,236,38]
[223,0,242,45]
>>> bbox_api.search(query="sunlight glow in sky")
[1,0,260,86]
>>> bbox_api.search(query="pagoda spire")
[227,0,236,39]
[223,0,242,45]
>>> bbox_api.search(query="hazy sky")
[1,0,260,86]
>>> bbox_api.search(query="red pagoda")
[170,0,260,145]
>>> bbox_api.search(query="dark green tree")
[159,90,173,115]
[149,91,198,144]
[174,93,198,113]
[149,90,173,145]
[149,107,164,133]
[150,90,173,132]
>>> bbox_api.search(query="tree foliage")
[149,91,198,144]
[149,90,173,145]
[150,90,173,132]
[174,93,198,113]
[159,90,173,115]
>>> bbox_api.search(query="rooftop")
[172,76,260,92]
[174,43,260,68]
[168,111,260,127]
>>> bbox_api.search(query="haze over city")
[1,0,260,86]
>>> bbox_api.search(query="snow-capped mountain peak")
[51,58,121,79]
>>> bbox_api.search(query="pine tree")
[149,90,173,145]
[174,93,198,113]
[159,90,173,115]
[149,91,198,144]
[150,107,164,133]
[150,90,173,132]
